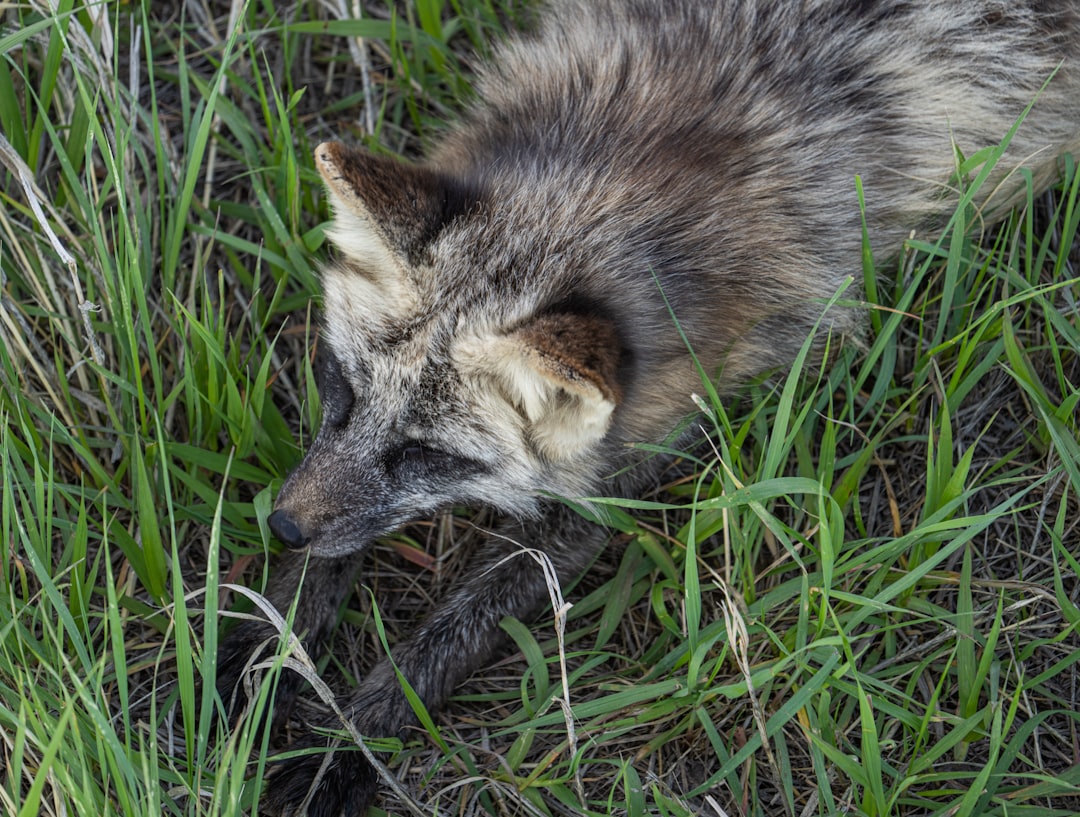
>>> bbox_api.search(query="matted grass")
[1,1,1078,816]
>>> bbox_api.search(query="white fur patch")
[322,190,420,320]
[320,265,406,334]
[455,330,616,462]
[324,193,397,276]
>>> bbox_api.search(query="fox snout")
[263,435,418,558]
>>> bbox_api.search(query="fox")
[216,1,1080,814]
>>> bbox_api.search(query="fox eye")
[398,442,430,466]
[392,439,490,479]
[317,349,356,429]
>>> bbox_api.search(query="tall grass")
[0,1,1078,816]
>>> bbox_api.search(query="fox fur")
[217,1,1080,814]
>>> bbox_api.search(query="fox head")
[267,143,628,557]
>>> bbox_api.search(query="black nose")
[268,509,309,550]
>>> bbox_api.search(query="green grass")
[1,1,1078,816]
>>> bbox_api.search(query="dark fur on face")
[216,2,1080,814]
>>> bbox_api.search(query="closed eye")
[392,440,489,477]
[399,442,429,466]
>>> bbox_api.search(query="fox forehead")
[318,272,508,431]
[318,241,546,387]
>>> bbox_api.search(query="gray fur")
[217,2,1080,814]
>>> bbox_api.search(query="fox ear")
[460,313,623,461]
[315,142,449,308]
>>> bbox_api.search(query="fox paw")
[215,622,305,730]
[263,746,378,817]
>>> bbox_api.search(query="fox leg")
[261,499,610,817]
[216,549,364,726]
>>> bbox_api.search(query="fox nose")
[268,509,310,550]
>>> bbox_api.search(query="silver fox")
[218,1,1080,814]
